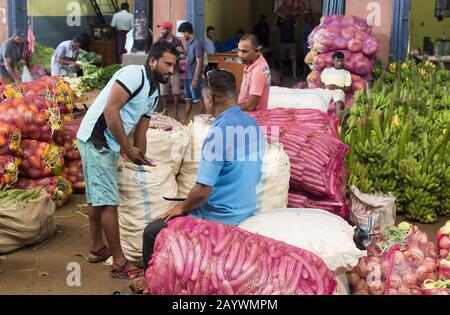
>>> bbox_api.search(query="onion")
[388,273,401,289]
[347,273,361,289]
[368,280,385,295]
[415,266,428,282]
[423,257,436,272]
[353,261,368,278]
[387,288,398,295]
[397,287,410,295]
[355,280,369,292]
[402,274,418,289]
[439,236,450,250]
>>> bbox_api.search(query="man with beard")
[156,21,184,117]
[238,34,271,112]
[76,41,179,280]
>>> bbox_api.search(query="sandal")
[88,246,112,263]
[113,285,140,295]
[111,260,143,280]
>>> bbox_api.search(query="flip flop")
[111,260,143,280]
[88,246,112,263]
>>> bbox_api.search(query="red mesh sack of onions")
[20,140,65,179]
[62,160,84,193]
[348,224,439,295]
[54,118,82,161]
[0,96,62,141]
[16,176,73,208]
[310,26,380,56]
[437,220,450,260]
[367,224,437,259]
[0,155,20,189]
[0,123,22,156]
[145,216,337,295]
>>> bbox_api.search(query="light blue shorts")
[78,140,120,207]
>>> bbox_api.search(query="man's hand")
[19,59,27,65]
[191,79,198,90]
[162,204,185,223]
[124,145,146,165]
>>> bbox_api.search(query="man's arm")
[111,14,117,28]
[3,57,19,82]
[240,95,261,112]
[133,116,150,155]
[192,57,204,88]
[103,82,146,165]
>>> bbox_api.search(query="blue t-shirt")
[77,65,159,152]
[189,106,265,225]
[185,38,204,80]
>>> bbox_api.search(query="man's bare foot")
[131,277,148,294]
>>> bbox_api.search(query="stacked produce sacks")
[0,78,75,208]
[145,216,337,295]
[176,114,291,213]
[247,108,349,219]
[57,118,85,193]
[347,222,450,295]
[305,15,380,94]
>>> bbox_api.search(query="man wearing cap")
[0,29,27,82]
[51,35,84,77]
[178,21,205,125]
[156,21,184,117]
[111,2,134,60]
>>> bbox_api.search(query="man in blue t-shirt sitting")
[130,69,265,294]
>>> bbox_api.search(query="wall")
[153,0,186,42]
[204,0,253,43]
[0,0,7,43]
[346,0,393,66]
[410,0,450,51]
[27,0,115,47]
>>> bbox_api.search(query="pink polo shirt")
[238,54,271,111]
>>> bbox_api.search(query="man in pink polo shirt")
[237,34,271,112]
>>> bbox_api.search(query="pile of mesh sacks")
[305,15,380,94]
[0,77,83,207]
[246,108,349,219]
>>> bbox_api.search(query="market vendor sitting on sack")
[50,35,84,77]
[76,41,179,279]
[320,51,352,119]
[0,29,27,83]
[129,69,265,294]
[238,34,271,112]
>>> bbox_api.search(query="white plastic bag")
[125,29,134,53]
[21,65,33,83]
